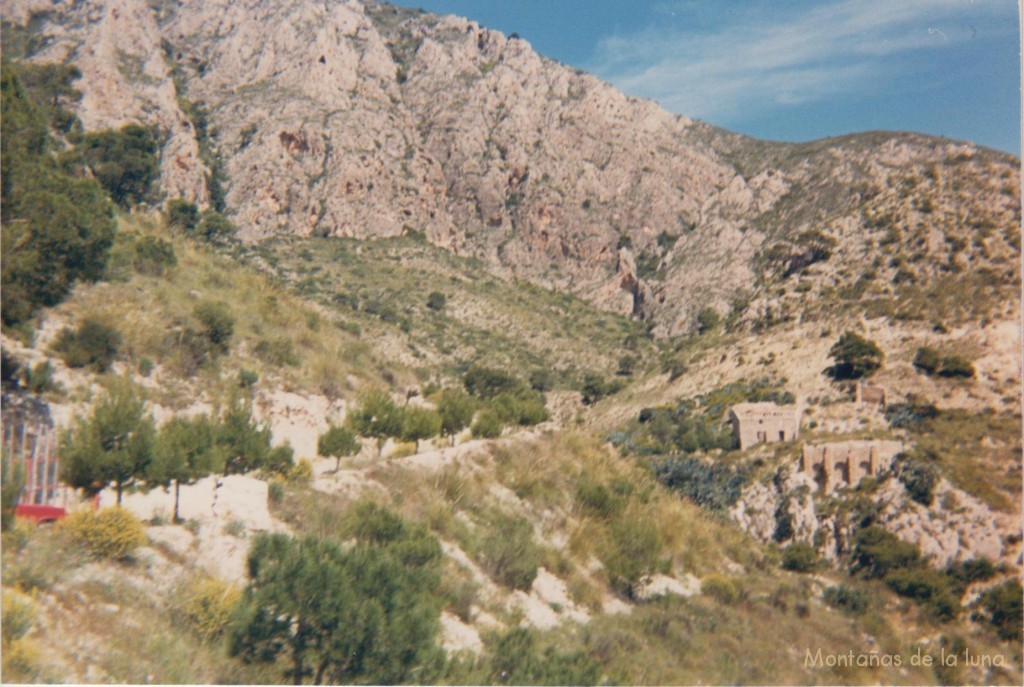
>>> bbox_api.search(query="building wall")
[799,440,903,493]
[730,404,801,450]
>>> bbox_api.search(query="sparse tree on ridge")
[318,425,361,472]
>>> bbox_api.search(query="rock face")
[5,0,1020,333]
[732,464,1017,570]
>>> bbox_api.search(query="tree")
[59,123,159,207]
[435,388,475,445]
[231,507,443,684]
[150,415,224,521]
[317,425,360,472]
[60,382,156,505]
[827,331,883,380]
[218,399,273,475]
[462,365,520,400]
[470,409,502,439]
[399,406,441,453]
[2,61,117,326]
[345,389,402,457]
[51,317,122,371]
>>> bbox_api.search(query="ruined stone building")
[799,440,903,493]
[729,402,802,450]
[855,382,886,409]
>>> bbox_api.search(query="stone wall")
[799,440,903,493]
[729,402,801,450]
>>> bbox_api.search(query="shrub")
[195,210,236,243]
[575,479,627,520]
[529,369,554,392]
[827,331,883,380]
[823,585,870,614]
[287,458,312,483]
[653,457,746,511]
[701,574,740,604]
[463,365,520,399]
[696,307,720,334]
[470,409,502,439]
[851,526,921,579]
[488,627,602,686]
[937,355,975,379]
[980,580,1023,641]
[59,508,146,560]
[616,355,637,376]
[581,372,622,405]
[177,575,241,639]
[426,291,446,311]
[478,512,538,590]
[132,236,176,276]
[22,360,60,394]
[912,346,941,375]
[1,587,37,646]
[164,198,199,233]
[60,123,159,207]
[885,568,960,620]
[892,452,940,506]
[193,301,234,354]
[52,317,122,371]
[603,515,663,598]
[781,542,819,573]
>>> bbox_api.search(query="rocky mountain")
[4,0,1019,335]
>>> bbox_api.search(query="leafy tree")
[317,425,360,472]
[150,415,225,521]
[60,382,156,505]
[400,406,441,453]
[463,365,520,399]
[470,409,502,439]
[218,400,273,475]
[827,331,883,380]
[51,318,123,372]
[2,62,117,326]
[164,198,200,233]
[231,508,443,684]
[345,389,403,456]
[59,123,159,207]
[435,388,475,445]
[16,62,82,133]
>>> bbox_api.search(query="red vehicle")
[14,503,66,524]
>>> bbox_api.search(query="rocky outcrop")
[732,464,1019,571]
[6,0,1020,334]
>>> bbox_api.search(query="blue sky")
[402,1,1021,155]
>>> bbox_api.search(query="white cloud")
[587,0,1017,121]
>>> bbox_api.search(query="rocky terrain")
[5,0,1019,334]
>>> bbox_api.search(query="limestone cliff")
[4,0,1020,334]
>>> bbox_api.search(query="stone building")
[855,382,886,408]
[729,402,802,450]
[799,440,903,493]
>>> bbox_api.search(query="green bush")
[823,585,870,614]
[471,409,502,439]
[60,123,159,207]
[195,210,236,243]
[51,317,122,371]
[653,457,746,511]
[132,235,176,276]
[164,198,199,233]
[22,360,60,394]
[603,515,663,598]
[912,347,941,375]
[937,355,975,379]
[827,331,883,380]
[885,568,960,620]
[463,365,520,399]
[1,587,37,646]
[701,573,740,604]
[980,580,1023,641]
[488,627,602,686]
[478,512,539,591]
[193,301,234,354]
[696,307,720,334]
[892,452,939,506]
[58,508,146,560]
[426,291,446,311]
[781,542,819,573]
[851,526,921,579]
